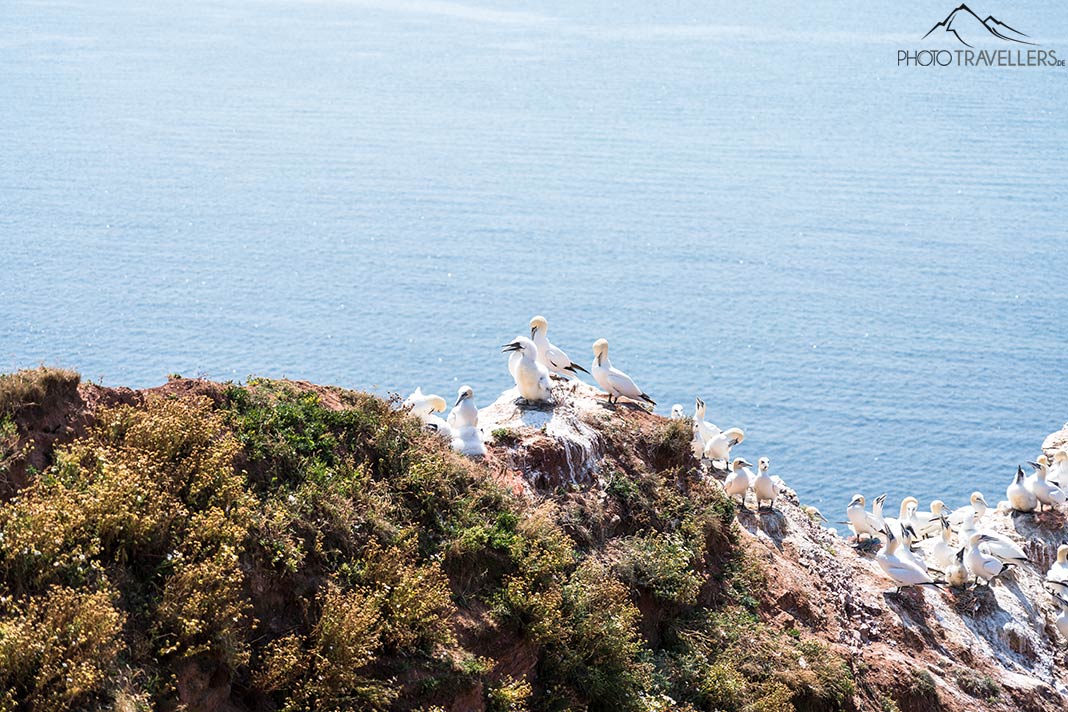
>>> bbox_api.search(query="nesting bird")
[448,385,486,456]
[949,492,988,526]
[1006,465,1038,513]
[846,494,883,542]
[528,315,589,379]
[1025,459,1065,511]
[876,526,939,592]
[502,336,553,403]
[965,532,1007,585]
[670,404,685,419]
[403,387,452,438]
[590,338,655,407]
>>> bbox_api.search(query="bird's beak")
[1029,461,1041,469]
[740,459,752,468]
[454,393,466,406]
[530,327,537,339]
[502,342,523,352]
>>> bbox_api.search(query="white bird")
[670,404,685,419]
[965,532,1006,585]
[451,425,486,457]
[869,493,888,532]
[690,422,706,459]
[882,497,917,540]
[448,385,479,430]
[897,525,930,573]
[945,547,970,588]
[703,427,745,465]
[502,336,553,403]
[1049,450,1068,488]
[929,517,956,570]
[752,456,778,511]
[403,387,447,418]
[1055,597,1068,639]
[693,397,721,441]
[590,338,655,407]
[724,457,753,506]
[846,494,882,541]
[957,511,1025,565]
[911,500,947,540]
[949,492,988,526]
[876,527,938,591]
[528,315,589,379]
[1046,544,1068,583]
[1007,465,1038,513]
[403,388,453,438]
[1025,459,1065,511]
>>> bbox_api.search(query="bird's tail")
[639,393,656,406]
[566,363,590,375]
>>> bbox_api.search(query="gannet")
[949,492,988,526]
[846,494,881,541]
[881,497,917,540]
[869,493,888,532]
[703,427,745,465]
[930,517,956,570]
[448,385,479,430]
[403,387,447,418]
[690,422,706,459]
[752,456,778,511]
[724,457,753,507]
[1006,465,1038,512]
[1046,544,1068,583]
[1025,459,1065,511]
[1049,450,1068,488]
[958,511,1026,564]
[403,387,453,438]
[451,425,486,457]
[502,337,553,403]
[876,527,938,592]
[911,500,947,539]
[965,532,1006,585]
[693,397,721,441]
[945,547,970,588]
[590,338,655,407]
[528,315,589,379]
[1055,597,1068,639]
[670,404,685,419]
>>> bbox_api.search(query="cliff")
[0,368,1064,712]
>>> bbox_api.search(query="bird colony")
[402,314,1068,645]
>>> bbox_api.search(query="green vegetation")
[0,368,857,711]
[955,669,998,701]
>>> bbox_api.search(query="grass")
[0,370,859,711]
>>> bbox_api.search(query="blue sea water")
[1,0,1066,510]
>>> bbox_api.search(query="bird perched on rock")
[929,517,956,570]
[528,315,589,379]
[910,500,946,539]
[1047,544,1068,584]
[752,456,778,511]
[724,457,753,507]
[1025,459,1065,511]
[1049,450,1068,488]
[502,336,553,403]
[949,492,988,526]
[846,494,883,542]
[1055,597,1068,639]
[703,427,745,467]
[965,532,1008,585]
[876,526,940,592]
[448,386,485,457]
[670,404,685,419]
[1007,465,1038,513]
[590,338,655,407]
[944,547,970,589]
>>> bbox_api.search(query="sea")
[2,0,1066,510]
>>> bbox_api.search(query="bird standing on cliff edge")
[590,338,655,407]
[502,336,553,403]
[528,315,589,379]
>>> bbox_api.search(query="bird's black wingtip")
[640,393,656,406]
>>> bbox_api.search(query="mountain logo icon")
[922,4,1036,47]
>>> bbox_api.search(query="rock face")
[477,379,1068,711]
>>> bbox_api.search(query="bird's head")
[529,315,548,339]
[455,385,474,406]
